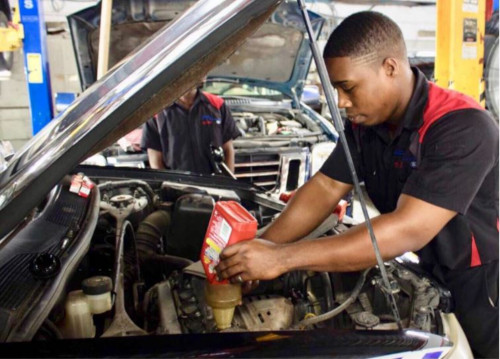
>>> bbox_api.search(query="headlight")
[311,142,336,175]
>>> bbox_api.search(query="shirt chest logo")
[393,149,417,169]
[201,115,222,126]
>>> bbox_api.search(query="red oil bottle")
[201,201,257,284]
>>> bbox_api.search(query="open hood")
[0,0,282,239]
[208,2,324,98]
[69,1,324,99]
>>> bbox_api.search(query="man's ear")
[382,57,399,77]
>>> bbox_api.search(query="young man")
[216,12,498,358]
[141,84,240,174]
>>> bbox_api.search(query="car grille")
[234,149,309,193]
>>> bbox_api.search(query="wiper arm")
[297,0,403,331]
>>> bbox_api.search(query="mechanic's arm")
[262,172,352,244]
[217,194,456,281]
[221,140,235,172]
[147,148,166,170]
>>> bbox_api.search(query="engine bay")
[234,110,320,137]
[231,108,328,148]
[0,177,448,342]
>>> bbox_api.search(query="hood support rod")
[297,0,403,331]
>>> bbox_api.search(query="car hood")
[0,0,282,239]
[69,1,324,99]
[207,2,324,98]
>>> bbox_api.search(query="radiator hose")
[135,211,193,283]
[291,268,369,329]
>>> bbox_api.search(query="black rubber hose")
[136,211,193,271]
[291,268,370,329]
[320,272,334,311]
[136,210,171,257]
[148,254,194,272]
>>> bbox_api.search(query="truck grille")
[234,149,309,193]
[234,153,281,191]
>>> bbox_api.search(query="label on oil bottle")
[203,208,229,278]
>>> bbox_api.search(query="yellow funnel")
[204,282,241,330]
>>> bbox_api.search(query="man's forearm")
[216,195,455,283]
[223,152,235,172]
[262,173,351,244]
[277,195,455,274]
[217,204,429,282]
[222,141,235,172]
[277,214,403,273]
[147,148,166,169]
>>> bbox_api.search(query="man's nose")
[337,92,352,109]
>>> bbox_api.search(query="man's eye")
[343,86,354,93]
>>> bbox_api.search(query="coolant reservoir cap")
[82,276,112,295]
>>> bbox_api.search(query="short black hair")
[323,11,407,61]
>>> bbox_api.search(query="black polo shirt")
[141,91,240,174]
[320,68,499,277]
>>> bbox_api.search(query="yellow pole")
[435,0,486,105]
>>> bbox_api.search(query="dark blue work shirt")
[141,91,240,174]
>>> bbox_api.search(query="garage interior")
[2,1,497,149]
[1,0,497,219]
[0,0,498,357]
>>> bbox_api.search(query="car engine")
[0,177,450,342]
[227,107,333,193]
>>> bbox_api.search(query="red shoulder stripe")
[202,91,224,110]
[470,234,482,267]
[419,82,483,143]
